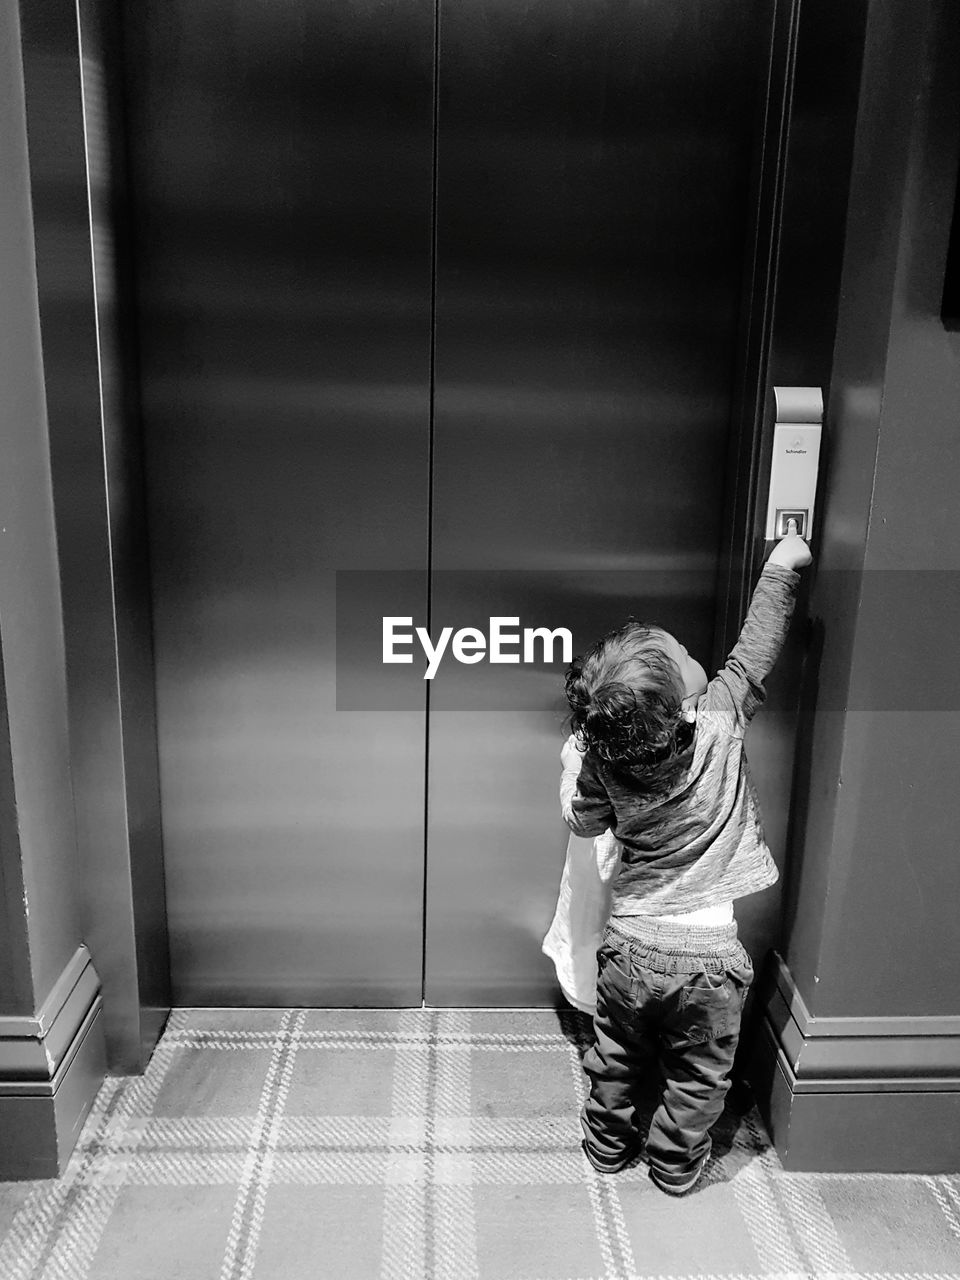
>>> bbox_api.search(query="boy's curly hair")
[564,622,696,796]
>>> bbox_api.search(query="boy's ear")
[681,702,697,723]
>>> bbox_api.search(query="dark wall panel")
[0,0,82,1012]
[16,0,171,1069]
[782,0,960,1016]
[813,0,960,1013]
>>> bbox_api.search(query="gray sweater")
[565,562,800,916]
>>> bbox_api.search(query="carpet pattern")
[1,1008,959,1279]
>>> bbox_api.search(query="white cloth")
[543,737,622,1013]
[542,827,622,1014]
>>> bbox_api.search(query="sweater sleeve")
[707,562,800,729]
[564,751,616,838]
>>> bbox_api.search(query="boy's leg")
[580,943,656,1172]
[645,1026,739,1185]
[645,955,752,1189]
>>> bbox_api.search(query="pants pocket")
[596,945,639,1015]
[676,964,749,1044]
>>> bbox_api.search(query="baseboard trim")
[0,1005,106,1180]
[0,944,93,1038]
[762,952,960,1091]
[0,947,106,1179]
[749,953,960,1171]
[0,945,101,1084]
[769,951,960,1041]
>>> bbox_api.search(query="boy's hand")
[768,519,812,570]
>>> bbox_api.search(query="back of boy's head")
[565,622,692,782]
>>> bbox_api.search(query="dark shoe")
[649,1147,710,1195]
[581,1138,644,1175]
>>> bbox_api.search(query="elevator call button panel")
[764,387,823,541]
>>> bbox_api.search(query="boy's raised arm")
[711,526,811,727]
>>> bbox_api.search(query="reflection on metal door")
[124,0,772,1004]
[124,0,435,1004]
[425,0,771,1002]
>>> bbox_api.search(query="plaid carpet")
[1,1009,959,1280]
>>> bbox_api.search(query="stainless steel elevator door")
[123,0,435,1003]
[425,0,770,1002]
[124,0,773,1006]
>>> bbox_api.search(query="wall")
[0,0,79,1017]
[0,0,106,1179]
[810,0,960,1016]
[18,0,170,1071]
[754,0,960,1171]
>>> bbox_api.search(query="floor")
[1,1008,959,1280]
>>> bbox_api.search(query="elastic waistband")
[605,916,741,960]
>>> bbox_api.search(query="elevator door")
[124,0,772,1005]
[425,0,769,1003]
[124,0,435,1004]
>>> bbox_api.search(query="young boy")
[562,526,811,1193]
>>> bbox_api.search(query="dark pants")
[580,917,753,1184]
